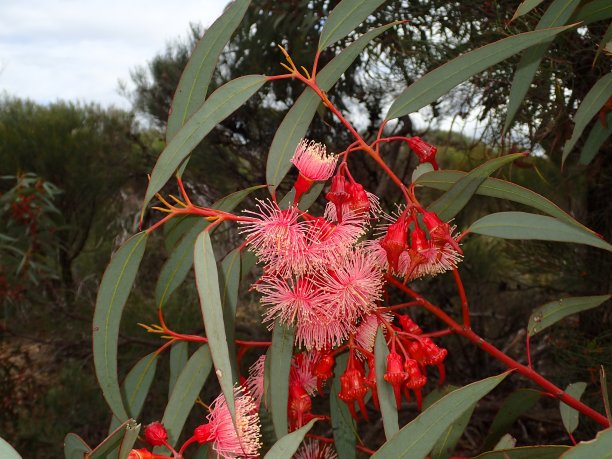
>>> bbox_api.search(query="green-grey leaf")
[386,25,574,120]
[213,184,268,212]
[528,295,611,336]
[194,231,237,420]
[123,352,158,418]
[560,427,612,458]
[594,22,612,64]
[504,0,580,132]
[330,353,356,459]
[474,445,570,458]
[93,232,148,421]
[89,419,137,459]
[560,382,588,434]
[318,0,386,50]
[143,75,267,211]
[375,327,399,439]
[416,171,595,235]
[156,218,208,309]
[579,113,612,165]
[220,247,242,364]
[166,0,251,140]
[562,73,612,164]
[428,153,525,221]
[264,418,318,459]
[169,341,189,396]
[267,22,399,189]
[601,366,612,425]
[482,389,541,451]
[412,162,434,183]
[573,0,612,25]
[269,320,295,439]
[468,212,612,252]
[160,345,212,447]
[372,372,508,459]
[64,433,90,459]
[117,421,141,459]
[511,0,546,21]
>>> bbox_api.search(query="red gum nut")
[407,340,427,364]
[365,356,379,410]
[397,314,422,334]
[194,423,213,444]
[421,337,448,365]
[314,353,335,393]
[338,368,369,421]
[288,382,312,430]
[404,358,427,410]
[294,173,314,203]
[380,216,409,271]
[407,137,438,169]
[383,352,408,409]
[326,174,351,221]
[348,182,370,215]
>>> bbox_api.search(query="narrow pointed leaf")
[412,163,434,183]
[562,73,612,164]
[528,295,611,336]
[373,373,508,459]
[220,247,242,363]
[560,427,612,458]
[318,0,386,50]
[169,341,189,396]
[143,75,267,211]
[167,0,251,140]
[468,212,612,252]
[330,353,357,459]
[117,422,141,459]
[428,153,525,220]
[269,320,295,438]
[415,171,596,235]
[422,386,475,459]
[64,433,90,459]
[267,22,399,189]
[264,419,318,459]
[504,0,580,132]
[156,219,208,308]
[386,25,574,120]
[89,419,137,459]
[160,345,213,447]
[194,231,237,420]
[93,232,148,421]
[579,112,612,165]
[511,0,546,21]
[474,445,570,458]
[123,352,158,418]
[483,389,541,451]
[573,0,612,25]
[560,382,587,434]
[594,22,612,64]
[213,184,268,211]
[375,327,399,439]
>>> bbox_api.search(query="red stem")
[452,268,470,328]
[387,276,610,428]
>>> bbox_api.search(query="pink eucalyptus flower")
[291,140,338,202]
[246,355,266,407]
[291,351,319,396]
[354,312,392,358]
[194,386,261,458]
[295,311,354,351]
[293,439,338,459]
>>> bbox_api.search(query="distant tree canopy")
[0,97,146,305]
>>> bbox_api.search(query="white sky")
[0,0,230,109]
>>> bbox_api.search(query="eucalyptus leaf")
[375,327,399,439]
[318,0,387,50]
[528,295,611,336]
[264,418,317,458]
[269,320,295,439]
[560,382,587,434]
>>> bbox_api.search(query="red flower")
[143,421,167,447]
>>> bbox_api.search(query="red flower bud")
[403,358,427,389]
[365,356,379,410]
[314,352,335,393]
[143,421,167,447]
[326,174,351,221]
[338,362,369,420]
[128,449,153,459]
[348,182,371,216]
[289,382,312,430]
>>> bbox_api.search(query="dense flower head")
[293,439,338,459]
[246,355,266,407]
[194,386,261,458]
[354,312,391,357]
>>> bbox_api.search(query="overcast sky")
[0,0,230,109]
